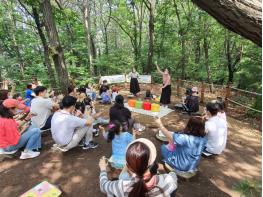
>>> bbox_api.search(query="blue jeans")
[4,128,41,152]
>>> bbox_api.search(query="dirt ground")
[0,90,261,197]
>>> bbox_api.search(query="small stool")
[143,102,151,110]
[135,100,143,109]
[151,103,160,112]
[128,99,136,107]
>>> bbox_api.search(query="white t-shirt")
[51,110,87,145]
[205,116,228,154]
[31,97,53,128]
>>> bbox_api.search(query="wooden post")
[200,81,205,104]
[10,82,16,97]
[260,114,262,131]
[224,83,231,112]
[176,78,181,97]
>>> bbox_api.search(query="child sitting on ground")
[99,121,140,169]
[216,99,226,121]
[145,89,154,100]
[85,83,96,101]
[100,90,111,104]
[87,100,109,136]
[99,80,110,96]
[111,86,119,102]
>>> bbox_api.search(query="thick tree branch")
[109,16,135,48]
[191,0,262,46]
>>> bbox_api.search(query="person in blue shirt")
[99,121,140,169]
[25,84,34,106]
[155,116,207,172]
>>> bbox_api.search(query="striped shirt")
[99,171,177,197]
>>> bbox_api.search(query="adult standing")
[156,62,171,106]
[128,67,140,96]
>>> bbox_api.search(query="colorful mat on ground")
[20,181,61,197]
[124,103,173,118]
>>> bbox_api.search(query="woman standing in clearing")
[128,67,140,96]
[156,62,171,106]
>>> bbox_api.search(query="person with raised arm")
[155,62,171,106]
[155,117,207,173]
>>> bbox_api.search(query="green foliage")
[233,179,261,197]
[0,0,261,100]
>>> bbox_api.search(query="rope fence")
[227,98,262,113]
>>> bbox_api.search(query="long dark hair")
[107,121,122,142]
[183,116,205,137]
[0,102,14,119]
[126,142,158,197]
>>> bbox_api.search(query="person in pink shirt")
[0,99,41,159]
[156,62,171,106]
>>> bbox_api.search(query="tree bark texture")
[41,0,69,95]
[4,0,25,77]
[32,6,57,89]
[191,0,262,46]
[83,0,95,75]
[144,0,155,74]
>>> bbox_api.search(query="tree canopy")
[0,0,261,94]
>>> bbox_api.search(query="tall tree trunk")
[104,26,109,54]
[131,1,139,68]
[158,2,168,60]
[203,17,213,92]
[41,0,69,95]
[203,35,213,92]
[174,1,187,79]
[4,0,25,77]
[144,0,155,74]
[83,0,94,75]
[32,6,56,89]
[138,1,144,67]
[191,0,262,46]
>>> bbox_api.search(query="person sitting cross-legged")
[99,138,178,197]
[51,96,98,152]
[155,117,207,173]
[30,86,59,131]
[0,99,41,159]
[109,95,134,131]
[202,101,228,156]
[99,121,139,170]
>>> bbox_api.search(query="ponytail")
[107,121,121,142]
[128,178,148,197]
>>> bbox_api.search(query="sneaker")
[19,150,40,160]
[82,141,98,150]
[55,146,68,152]
[0,149,17,155]
[93,129,99,137]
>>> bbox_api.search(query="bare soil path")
[0,91,261,197]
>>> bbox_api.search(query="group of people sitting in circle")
[0,79,228,196]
